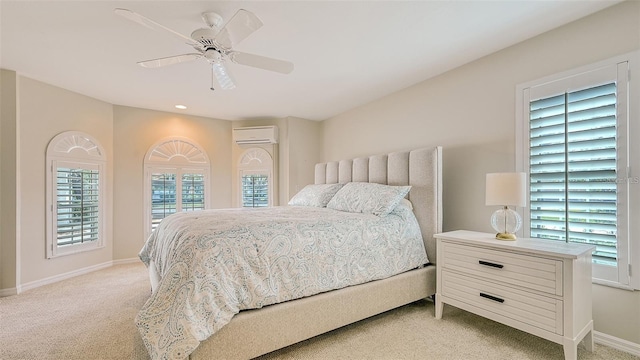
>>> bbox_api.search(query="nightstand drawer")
[442,270,563,335]
[441,242,563,296]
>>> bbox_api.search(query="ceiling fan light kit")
[212,62,236,90]
[114,8,293,90]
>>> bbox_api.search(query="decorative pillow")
[326,182,411,216]
[288,183,345,207]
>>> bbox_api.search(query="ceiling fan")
[114,8,294,90]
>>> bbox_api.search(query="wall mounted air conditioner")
[233,126,278,145]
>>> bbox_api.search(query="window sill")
[592,278,637,291]
[47,243,105,259]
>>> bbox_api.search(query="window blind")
[242,174,269,207]
[529,82,618,265]
[182,173,205,212]
[56,168,100,246]
[151,173,177,231]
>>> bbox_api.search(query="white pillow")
[326,182,411,216]
[288,183,345,207]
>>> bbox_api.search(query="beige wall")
[1,69,18,292]
[17,77,114,284]
[286,117,322,196]
[320,1,640,344]
[112,106,232,259]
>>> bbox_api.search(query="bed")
[138,146,442,360]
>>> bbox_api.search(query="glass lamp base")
[490,206,522,241]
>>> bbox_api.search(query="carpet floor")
[0,263,637,360]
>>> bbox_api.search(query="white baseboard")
[20,261,114,293]
[594,331,640,356]
[0,287,18,297]
[18,258,141,294]
[113,257,141,265]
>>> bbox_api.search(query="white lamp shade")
[486,172,527,207]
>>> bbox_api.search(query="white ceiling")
[1,1,620,121]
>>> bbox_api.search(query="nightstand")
[434,230,595,360]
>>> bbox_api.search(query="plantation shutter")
[144,138,210,240]
[150,172,177,232]
[520,57,635,287]
[182,173,205,212]
[55,165,100,246]
[242,174,269,207]
[46,131,106,258]
[529,82,618,265]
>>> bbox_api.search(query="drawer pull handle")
[479,260,504,269]
[480,293,505,303]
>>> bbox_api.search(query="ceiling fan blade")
[138,54,202,68]
[114,8,203,49]
[229,51,293,74]
[214,9,263,50]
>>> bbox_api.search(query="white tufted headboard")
[314,147,443,264]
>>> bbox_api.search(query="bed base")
[189,265,435,359]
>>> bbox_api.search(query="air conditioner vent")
[233,126,278,145]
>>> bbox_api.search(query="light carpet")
[0,263,637,360]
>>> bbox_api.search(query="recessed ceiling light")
[175,105,187,110]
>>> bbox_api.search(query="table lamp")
[485,172,526,240]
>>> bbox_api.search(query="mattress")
[136,203,428,360]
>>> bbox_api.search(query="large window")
[46,131,106,258]
[238,148,274,207]
[516,52,639,289]
[144,138,209,239]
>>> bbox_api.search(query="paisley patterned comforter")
[136,204,428,359]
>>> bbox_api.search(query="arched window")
[144,137,210,239]
[46,131,106,258]
[238,148,274,207]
